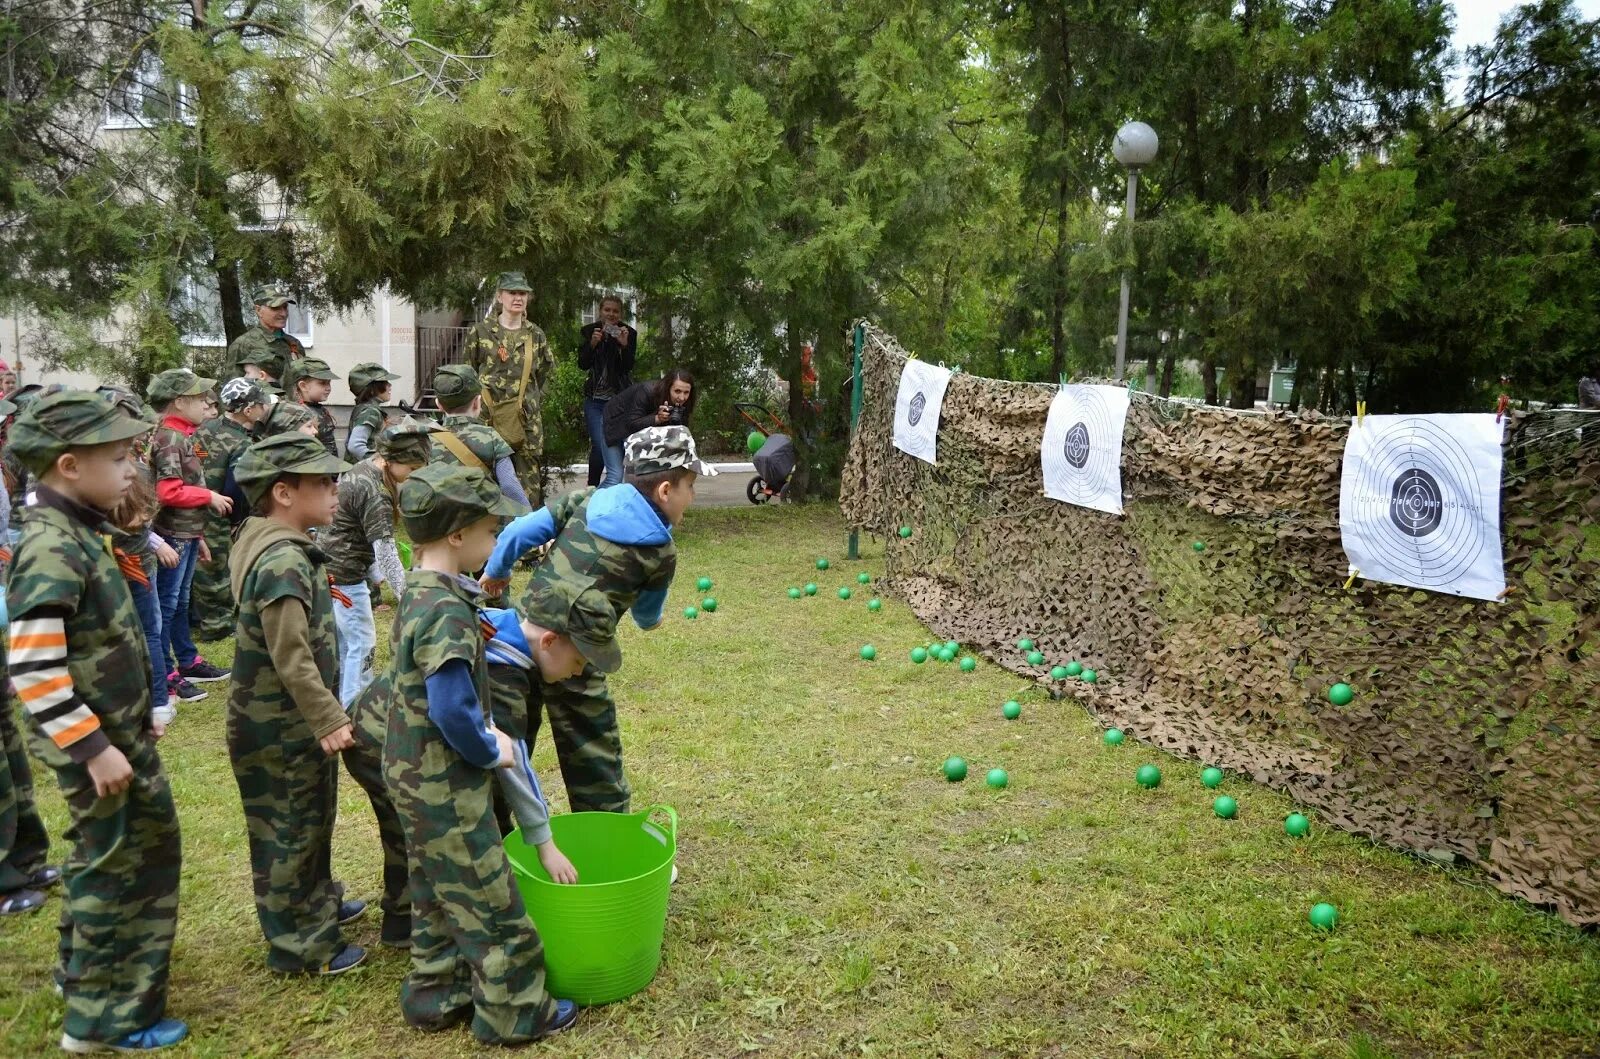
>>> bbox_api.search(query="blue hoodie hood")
[587,484,673,547]
[481,607,533,669]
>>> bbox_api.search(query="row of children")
[0,369,712,1051]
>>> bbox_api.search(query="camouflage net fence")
[839,323,1600,926]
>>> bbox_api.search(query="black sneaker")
[179,660,230,683]
[169,678,206,702]
[337,899,367,925]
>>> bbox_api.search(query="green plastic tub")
[504,804,676,1006]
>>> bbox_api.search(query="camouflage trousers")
[0,696,51,893]
[342,731,411,945]
[539,664,630,814]
[486,664,533,836]
[189,517,235,642]
[226,714,343,971]
[392,773,557,1044]
[507,440,544,509]
[49,744,181,1044]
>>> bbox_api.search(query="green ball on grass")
[1201,767,1223,789]
[816,558,831,571]
[696,576,713,591]
[867,598,882,612]
[787,587,802,599]
[860,645,877,661]
[857,572,872,585]
[683,607,698,620]
[1136,764,1162,789]
[701,598,717,613]
[1103,728,1125,746]
[804,583,818,596]
[1213,795,1238,819]
[986,768,1009,789]
[838,587,852,600]
[1026,650,1045,666]
[1309,903,1339,930]
[911,647,929,664]
[1002,700,1021,720]
[943,756,968,782]
[1285,813,1311,838]
[959,657,977,673]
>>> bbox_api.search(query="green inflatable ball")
[944,640,961,653]
[859,645,877,661]
[986,768,1009,789]
[1136,764,1162,789]
[1050,665,1069,681]
[1002,700,1022,720]
[867,598,882,612]
[1065,661,1083,677]
[943,756,968,782]
[1284,813,1311,838]
[696,576,713,591]
[838,587,852,601]
[1309,903,1339,930]
[1192,540,1206,552]
[1213,795,1238,819]
[701,597,717,613]
[816,558,831,571]
[1201,767,1223,789]
[857,572,871,585]
[937,647,956,663]
[804,583,818,596]
[683,607,698,620]
[1081,669,1099,684]
[898,525,913,538]
[910,647,929,664]
[1026,650,1045,666]
[787,587,802,599]
[1103,728,1125,746]
[959,657,977,673]
[1017,637,1035,651]
[1328,682,1354,706]
[747,431,766,454]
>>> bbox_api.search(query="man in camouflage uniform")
[383,462,577,1044]
[225,284,305,382]
[431,364,530,511]
[228,433,367,976]
[7,391,188,1052]
[462,272,556,506]
[283,357,340,457]
[189,378,272,642]
[479,425,712,813]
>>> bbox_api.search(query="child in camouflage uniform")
[383,462,583,1043]
[344,362,401,461]
[479,424,712,813]
[189,378,272,643]
[430,364,530,511]
[227,433,368,976]
[283,357,340,457]
[7,391,187,1053]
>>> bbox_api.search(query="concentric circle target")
[1063,422,1091,469]
[1044,387,1122,508]
[908,390,927,427]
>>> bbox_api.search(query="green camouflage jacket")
[300,402,338,457]
[463,317,555,451]
[151,418,207,539]
[225,324,305,381]
[196,415,254,493]
[346,400,387,459]
[521,487,676,632]
[432,413,512,472]
[322,458,396,586]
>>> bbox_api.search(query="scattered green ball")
[1201,767,1224,789]
[696,576,713,591]
[986,768,1009,789]
[838,587,852,600]
[1103,728,1125,746]
[701,597,717,613]
[682,607,698,620]
[1328,682,1354,706]
[944,640,960,653]
[787,587,802,599]
[1309,903,1339,930]
[804,583,818,596]
[816,558,831,570]
[1017,638,1035,651]
[857,572,872,585]
[1050,665,1069,680]
[1192,541,1206,552]
[1136,764,1162,789]
[911,647,929,664]
[1284,813,1311,838]
[942,756,968,782]
[1213,795,1238,819]
[959,657,977,673]
[1026,650,1045,666]
[1081,669,1099,684]
[898,525,913,538]
[1065,661,1083,676]
[859,645,877,661]
[867,598,882,612]
[1002,700,1022,720]
[937,647,956,663]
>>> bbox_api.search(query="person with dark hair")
[345,363,401,461]
[600,370,696,488]
[578,296,637,488]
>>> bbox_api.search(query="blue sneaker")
[540,1000,579,1038]
[60,1017,189,1053]
[336,898,366,925]
[313,944,367,977]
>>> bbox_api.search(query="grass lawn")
[3,504,1598,1057]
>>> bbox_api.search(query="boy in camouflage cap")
[382,462,578,1043]
[227,433,369,977]
[431,363,530,511]
[344,362,401,461]
[6,391,188,1052]
[147,368,235,709]
[479,424,712,813]
[283,357,340,457]
[189,378,273,642]
[323,416,440,704]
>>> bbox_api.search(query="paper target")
[1040,384,1130,515]
[892,359,954,465]
[1339,414,1505,601]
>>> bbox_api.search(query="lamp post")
[1111,121,1158,383]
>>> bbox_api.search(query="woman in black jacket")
[601,369,698,484]
[578,295,638,486]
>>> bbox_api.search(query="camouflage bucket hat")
[9,390,157,474]
[220,377,271,412]
[376,415,443,466]
[285,357,338,387]
[398,462,521,543]
[624,425,718,477]
[433,364,482,408]
[496,271,533,293]
[233,432,351,506]
[349,362,401,393]
[251,283,296,308]
[523,575,622,674]
[147,368,217,405]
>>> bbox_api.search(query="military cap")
[262,400,315,437]
[523,576,622,674]
[376,415,443,466]
[147,368,217,405]
[8,383,64,411]
[258,379,285,397]
[624,425,718,477]
[95,385,158,426]
[8,390,156,474]
[348,362,401,393]
[433,364,482,408]
[251,283,296,308]
[236,346,286,370]
[398,462,520,543]
[284,357,338,389]
[495,271,532,293]
[219,377,271,412]
[233,432,351,506]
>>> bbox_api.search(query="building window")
[103,50,194,128]
[178,272,314,348]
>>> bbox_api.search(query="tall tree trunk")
[1049,171,1068,380]
[1229,357,1255,409]
[1202,351,1219,405]
[1159,338,1177,398]
[191,0,245,347]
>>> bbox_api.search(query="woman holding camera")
[579,295,638,487]
[601,369,698,484]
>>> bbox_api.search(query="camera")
[665,403,685,425]
[603,323,622,339]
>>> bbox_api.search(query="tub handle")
[641,803,677,841]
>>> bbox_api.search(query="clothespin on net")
[1497,585,1517,600]
[1343,567,1361,590]
[1495,376,1512,423]
[1355,400,1368,427]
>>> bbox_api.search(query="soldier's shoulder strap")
[437,429,487,472]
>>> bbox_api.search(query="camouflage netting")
[840,323,1600,926]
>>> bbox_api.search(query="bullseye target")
[1339,414,1505,601]
[1041,384,1130,515]
[893,359,954,465]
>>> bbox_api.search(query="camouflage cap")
[8,390,157,474]
[433,364,482,409]
[496,271,533,293]
[147,368,217,405]
[251,283,296,308]
[376,415,443,466]
[220,377,271,412]
[398,462,521,543]
[522,575,622,674]
[95,386,159,426]
[284,357,338,388]
[624,425,718,478]
[349,362,401,393]
[8,383,65,411]
[261,399,315,438]
[236,346,287,371]
[233,432,351,506]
